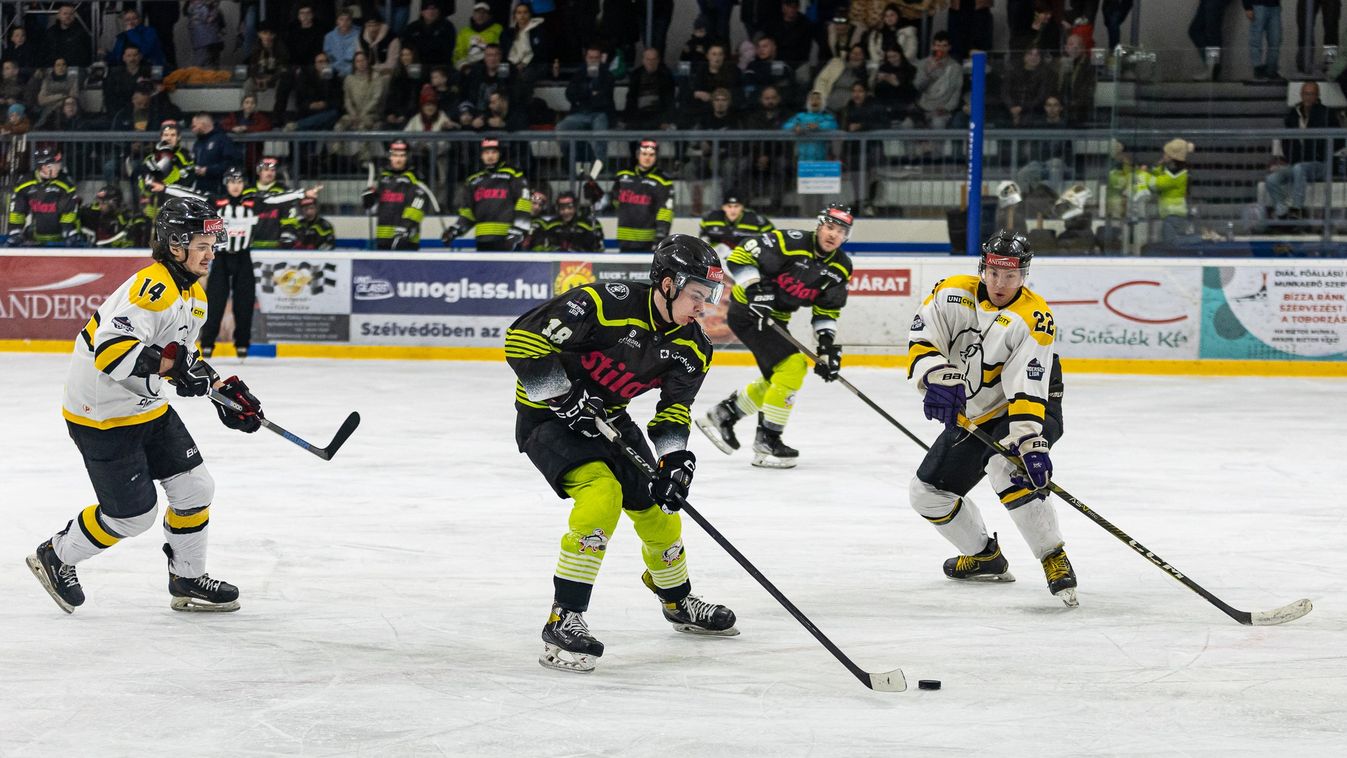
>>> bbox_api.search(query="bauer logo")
[354,276,395,300]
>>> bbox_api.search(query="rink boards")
[2,249,1345,376]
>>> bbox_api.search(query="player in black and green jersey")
[697,204,855,469]
[698,191,774,255]
[506,234,738,674]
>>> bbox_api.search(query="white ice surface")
[1,354,1345,757]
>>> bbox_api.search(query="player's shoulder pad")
[500,165,524,177]
[1002,286,1055,345]
[649,172,673,186]
[926,274,979,308]
[14,178,37,191]
[937,274,980,295]
[616,169,636,178]
[669,323,713,373]
[127,263,185,311]
[827,250,855,278]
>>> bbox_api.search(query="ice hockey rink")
[1,354,1343,756]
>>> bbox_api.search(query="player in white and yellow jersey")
[905,230,1077,607]
[26,197,266,615]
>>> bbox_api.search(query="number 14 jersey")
[63,262,208,429]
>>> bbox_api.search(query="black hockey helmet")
[816,203,854,234]
[650,234,725,318]
[33,145,62,167]
[979,229,1033,273]
[556,191,578,207]
[223,165,246,185]
[95,185,123,207]
[153,197,225,281]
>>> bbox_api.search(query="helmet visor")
[674,270,724,306]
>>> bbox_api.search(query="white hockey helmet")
[1056,183,1094,220]
[997,180,1022,207]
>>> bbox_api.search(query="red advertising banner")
[848,268,912,297]
[0,254,146,340]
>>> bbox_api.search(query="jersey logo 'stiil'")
[579,351,661,398]
[775,272,820,301]
[617,189,652,205]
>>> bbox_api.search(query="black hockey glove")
[215,376,263,433]
[650,450,696,513]
[506,227,527,250]
[582,179,604,205]
[744,281,776,331]
[814,331,841,382]
[160,342,211,397]
[441,221,467,245]
[549,384,606,438]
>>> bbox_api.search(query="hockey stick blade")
[592,417,907,693]
[315,411,361,460]
[1248,598,1313,626]
[868,669,908,692]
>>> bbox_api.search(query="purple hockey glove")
[1010,434,1052,491]
[921,364,966,427]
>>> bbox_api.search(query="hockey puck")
[917,679,942,691]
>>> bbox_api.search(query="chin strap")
[157,249,201,290]
[658,279,678,325]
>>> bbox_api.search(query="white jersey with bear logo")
[906,274,1057,443]
[63,261,208,429]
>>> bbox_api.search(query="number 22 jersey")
[907,274,1062,443]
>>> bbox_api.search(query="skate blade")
[539,644,597,673]
[947,571,1016,583]
[694,418,738,455]
[170,596,240,613]
[26,554,75,614]
[751,453,798,469]
[1054,587,1079,608]
[671,623,740,637]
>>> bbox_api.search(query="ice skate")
[642,571,739,636]
[943,533,1016,582]
[540,603,604,673]
[165,544,239,612]
[751,418,798,469]
[695,394,744,454]
[1041,546,1079,607]
[26,540,84,613]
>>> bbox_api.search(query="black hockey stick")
[953,418,1312,626]
[593,417,906,692]
[774,323,1313,626]
[209,390,361,461]
[768,322,931,451]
